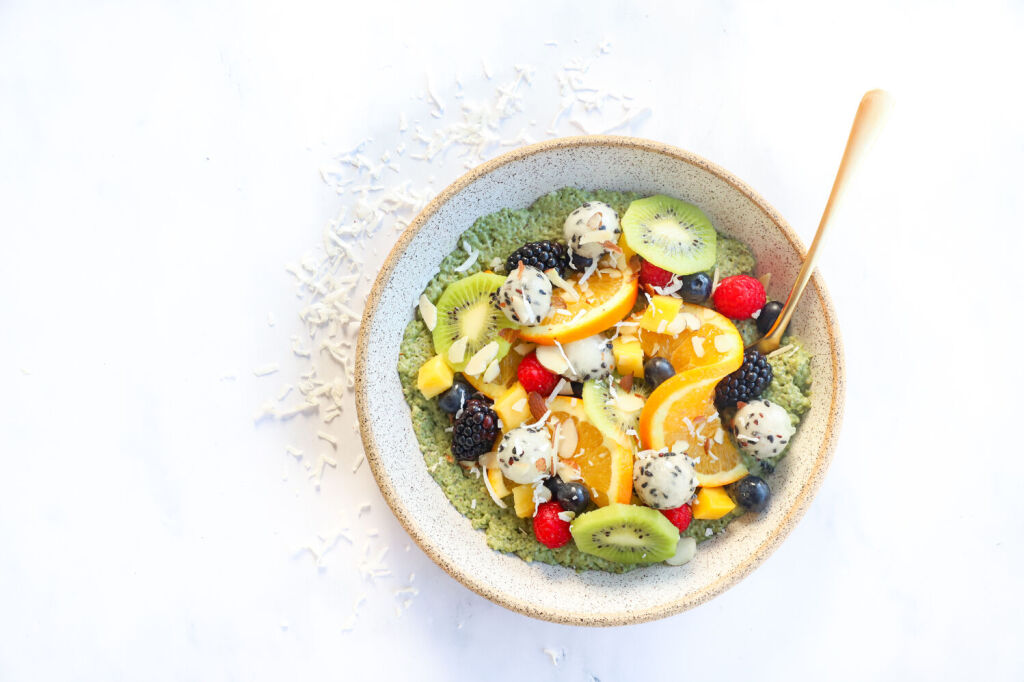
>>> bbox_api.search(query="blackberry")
[451,401,500,461]
[505,240,569,278]
[715,349,773,408]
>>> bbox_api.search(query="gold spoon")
[751,89,893,354]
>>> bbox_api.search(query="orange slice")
[637,375,747,486]
[636,304,747,486]
[636,303,743,374]
[518,269,639,345]
[463,351,521,400]
[546,396,634,507]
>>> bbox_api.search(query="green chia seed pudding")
[397,187,812,572]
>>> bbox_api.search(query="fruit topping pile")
[413,194,804,566]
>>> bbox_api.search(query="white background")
[1,1,1022,680]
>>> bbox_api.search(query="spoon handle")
[755,89,894,354]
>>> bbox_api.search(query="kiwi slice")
[621,195,717,275]
[570,504,679,563]
[431,272,516,372]
[582,377,641,446]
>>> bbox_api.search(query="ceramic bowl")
[355,136,845,626]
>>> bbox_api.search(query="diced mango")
[512,484,535,518]
[486,466,511,499]
[692,486,737,520]
[493,382,530,431]
[639,295,683,333]
[612,336,645,378]
[417,355,454,398]
[620,234,637,263]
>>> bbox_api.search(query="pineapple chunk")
[612,336,645,378]
[512,484,535,518]
[692,486,736,520]
[417,355,454,398]
[493,382,530,431]
[639,295,683,333]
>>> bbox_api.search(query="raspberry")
[660,504,693,533]
[638,259,674,288]
[533,501,571,548]
[451,401,500,461]
[712,275,766,319]
[517,352,560,395]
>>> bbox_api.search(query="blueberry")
[438,380,472,414]
[756,301,784,335]
[729,475,771,512]
[643,357,675,391]
[679,273,712,303]
[544,476,591,514]
[569,252,593,271]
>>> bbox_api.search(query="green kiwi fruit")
[570,504,679,563]
[582,377,640,447]
[621,195,717,275]
[431,272,516,371]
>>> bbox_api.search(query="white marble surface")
[1,1,1021,679]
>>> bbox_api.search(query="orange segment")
[518,269,639,345]
[546,396,633,507]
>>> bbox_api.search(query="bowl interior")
[356,137,844,626]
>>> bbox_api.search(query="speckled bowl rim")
[355,135,845,626]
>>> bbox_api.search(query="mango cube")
[417,355,454,398]
[493,382,530,431]
[639,295,683,333]
[692,486,736,520]
[512,484,535,518]
[612,336,645,377]
[486,466,511,499]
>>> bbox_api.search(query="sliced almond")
[418,294,437,331]
[665,314,689,336]
[713,334,737,353]
[464,341,499,376]
[690,336,705,359]
[544,269,579,303]
[528,391,548,420]
[602,240,623,254]
[513,342,536,356]
[683,312,702,331]
[535,345,569,374]
[579,229,609,245]
[499,328,520,344]
[586,211,603,229]
[615,393,645,414]
[619,373,634,392]
[556,460,582,482]
[447,336,469,365]
[558,418,578,458]
[758,272,772,289]
[482,357,501,383]
[628,254,641,272]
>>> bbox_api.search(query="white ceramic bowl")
[355,136,845,626]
